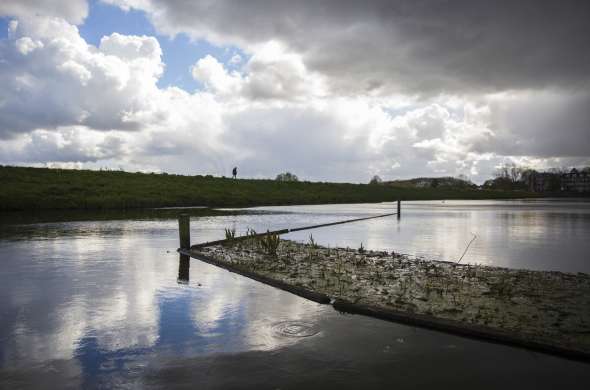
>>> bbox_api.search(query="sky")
[0,0,589,183]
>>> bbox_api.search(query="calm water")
[1,200,589,388]
[251,199,590,273]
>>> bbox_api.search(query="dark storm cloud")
[143,0,590,94]
[480,91,590,158]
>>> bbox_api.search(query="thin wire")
[190,211,398,249]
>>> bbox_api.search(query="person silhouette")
[232,166,237,179]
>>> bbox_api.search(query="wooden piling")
[179,214,190,249]
[397,200,401,219]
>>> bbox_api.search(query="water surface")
[237,199,590,272]
[1,200,589,388]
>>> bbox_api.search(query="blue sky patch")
[0,17,10,39]
[80,0,247,92]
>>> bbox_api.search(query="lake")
[1,199,589,388]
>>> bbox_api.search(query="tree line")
[368,164,590,192]
[484,164,589,192]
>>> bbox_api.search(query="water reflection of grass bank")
[192,239,590,360]
[0,207,275,226]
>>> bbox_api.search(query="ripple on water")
[271,321,320,338]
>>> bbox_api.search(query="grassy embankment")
[0,166,538,211]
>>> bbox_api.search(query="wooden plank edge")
[332,299,590,363]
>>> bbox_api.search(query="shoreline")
[186,240,590,362]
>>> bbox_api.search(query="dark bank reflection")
[177,254,190,284]
[1,200,590,388]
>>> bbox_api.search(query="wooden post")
[179,214,190,249]
[397,200,401,219]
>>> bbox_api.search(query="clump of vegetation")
[224,227,236,240]
[358,242,365,253]
[306,234,319,264]
[241,228,258,249]
[258,230,281,256]
[275,172,299,182]
[369,175,382,185]
[308,234,318,249]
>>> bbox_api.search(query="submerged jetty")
[186,238,590,361]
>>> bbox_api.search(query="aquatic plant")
[308,234,318,249]
[358,242,365,254]
[244,228,258,249]
[304,234,321,266]
[224,227,236,240]
[259,230,281,256]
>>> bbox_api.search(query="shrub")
[369,175,382,185]
[275,172,299,182]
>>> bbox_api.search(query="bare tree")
[495,163,523,183]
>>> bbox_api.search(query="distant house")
[527,172,555,193]
[561,168,590,193]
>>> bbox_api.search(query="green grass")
[0,166,538,211]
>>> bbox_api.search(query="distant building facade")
[561,168,590,193]
[528,172,555,193]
